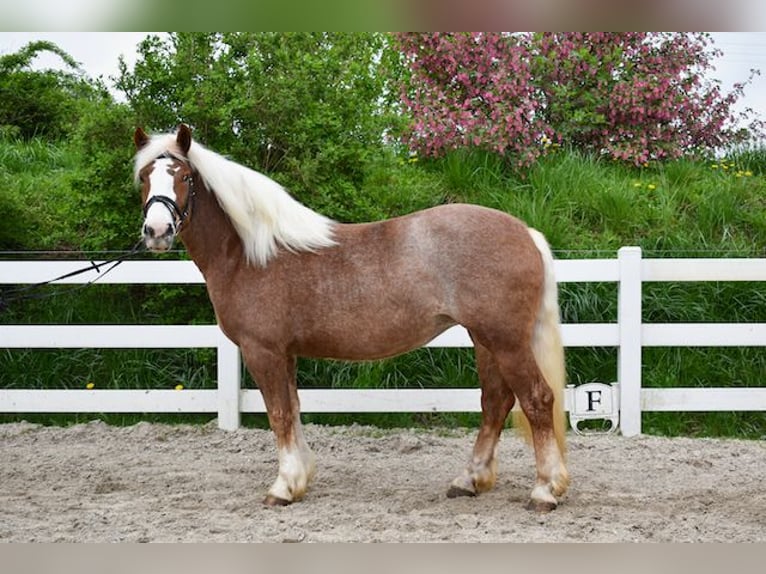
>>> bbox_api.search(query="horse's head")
[134,124,196,252]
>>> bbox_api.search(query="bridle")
[142,152,197,233]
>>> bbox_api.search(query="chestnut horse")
[133,125,569,511]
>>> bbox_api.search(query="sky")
[1,32,765,125]
[0,32,155,98]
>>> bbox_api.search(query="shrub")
[0,40,95,140]
[116,32,401,221]
[66,99,139,251]
[395,33,763,168]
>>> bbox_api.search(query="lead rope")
[0,239,145,312]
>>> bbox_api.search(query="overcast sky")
[0,32,154,95]
[1,32,765,123]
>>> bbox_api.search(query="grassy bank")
[1,137,765,438]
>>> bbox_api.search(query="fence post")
[216,328,241,431]
[618,247,643,436]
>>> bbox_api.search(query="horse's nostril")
[143,223,174,239]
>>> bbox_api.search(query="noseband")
[142,152,196,232]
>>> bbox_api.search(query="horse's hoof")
[446,485,477,498]
[263,494,291,507]
[526,499,557,513]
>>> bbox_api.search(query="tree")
[533,32,761,164]
[395,33,762,167]
[0,40,95,140]
[116,33,399,219]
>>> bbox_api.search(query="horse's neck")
[180,181,245,279]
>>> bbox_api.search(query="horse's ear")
[134,127,150,150]
[177,124,192,155]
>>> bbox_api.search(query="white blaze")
[143,158,178,233]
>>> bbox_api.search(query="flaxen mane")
[134,131,336,266]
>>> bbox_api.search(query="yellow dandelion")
[86,382,95,390]
[711,164,719,169]
[633,181,642,188]
[175,384,184,391]
[745,170,753,177]
[647,184,657,191]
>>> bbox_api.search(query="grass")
[2,138,766,438]
[0,137,82,250]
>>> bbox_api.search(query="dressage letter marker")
[566,382,620,434]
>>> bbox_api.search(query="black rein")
[0,240,145,312]
[1,152,197,312]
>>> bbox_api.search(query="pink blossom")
[394,32,763,168]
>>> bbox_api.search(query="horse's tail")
[513,228,567,457]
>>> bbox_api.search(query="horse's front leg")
[241,344,315,505]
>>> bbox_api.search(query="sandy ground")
[0,420,763,542]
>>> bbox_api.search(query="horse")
[133,124,569,512]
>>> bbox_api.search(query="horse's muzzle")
[142,222,175,252]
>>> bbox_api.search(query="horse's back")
[340,203,535,258]
[394,203,543,284]
[333,202,545,327]
[418,203,533,247]
[329,202,543,296]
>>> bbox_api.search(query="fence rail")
[2,248,765,436]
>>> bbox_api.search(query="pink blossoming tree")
[394,32,762,168]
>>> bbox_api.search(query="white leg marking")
[531,437,569,505]
[449,446,498,496]
[268,425,316,502]
[530,484,558,506]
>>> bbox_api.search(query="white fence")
[1,247,765,436]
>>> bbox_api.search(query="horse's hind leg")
[241,344,316,506]
[495,348,569,511]
[448,339,568,510]
[447,340,515,498]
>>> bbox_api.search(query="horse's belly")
[294,313,454,361]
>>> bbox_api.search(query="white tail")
[514,228,567,456]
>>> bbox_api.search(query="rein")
[0,240,145,313]
[1,152,196,312]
